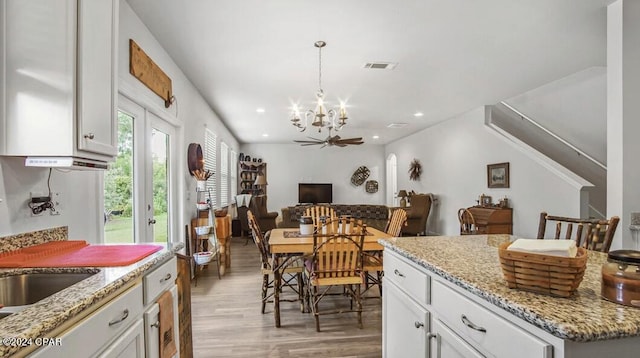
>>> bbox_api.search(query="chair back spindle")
[305,206,337,229]
[537,211,620,253]
[385,208,408,237]
[458,208,477,235]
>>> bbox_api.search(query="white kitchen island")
[380,235,640,358]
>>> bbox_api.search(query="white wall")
[0,158,102,239]
[240,143,386,220]
[119,0,239,242]
[505,67,607,164]
[0,1,239,242]
[385,107,585,237]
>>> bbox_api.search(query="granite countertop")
[379,234,640,342]
[0,237,184,358]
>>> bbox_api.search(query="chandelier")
[290,41,347,133]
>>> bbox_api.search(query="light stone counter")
[0,227,184,357]
[379,234,640,342]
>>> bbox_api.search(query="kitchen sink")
[0,272,96,307]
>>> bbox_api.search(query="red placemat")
[0,241,163,268]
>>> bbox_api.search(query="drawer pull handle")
[461,314,486,333]
[84,133,95,140]
[394,269,405,278]
[151,321,160,328]
[160,273,172,283]
[414,321,424,329]
[426,332,437,339]
[108,309,130,326]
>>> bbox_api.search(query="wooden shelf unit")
[238,160,266,196]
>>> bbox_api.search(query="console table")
[467,206,512,234]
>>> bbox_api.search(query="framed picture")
[481,195,492,206]
[487,162,510,188]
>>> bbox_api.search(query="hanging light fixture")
[290,41,348,133]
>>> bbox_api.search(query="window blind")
[204,129,217,208]
[230,149,238,200]
[220,142,229,207]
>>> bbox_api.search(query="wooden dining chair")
[363,208,408,297]
[458,208,478,235]
[305,205,337,229]
[247,210,304,315]
[536,212,620,253]
[305,221,366,332]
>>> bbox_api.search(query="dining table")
[268,226,392,327]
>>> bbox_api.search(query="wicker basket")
[498,241,588,297]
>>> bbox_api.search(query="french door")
[103,94,176,243]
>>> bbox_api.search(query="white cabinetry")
[96,319,145,358]
[29,257,179,358]
[431,280,552,358]
[29,283,144,358]
[383,250,554,358]
[384,283,431,358]
[383,251,433,358]
[0,0,118,161]
[431,319,483,358]
[143,258,179,358]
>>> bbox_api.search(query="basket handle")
[461,314,486,333]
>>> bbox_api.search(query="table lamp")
[254,172,267,194]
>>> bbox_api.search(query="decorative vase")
[196,180,206,191]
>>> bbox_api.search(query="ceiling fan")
[294,134,364,148]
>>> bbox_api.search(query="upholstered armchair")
[249,195,278,233]
[403,193,434,236]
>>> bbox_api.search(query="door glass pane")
[152,128,169,243]
[104,112,134,243]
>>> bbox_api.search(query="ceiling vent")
[363,62,398,70]
[387,123,408,128]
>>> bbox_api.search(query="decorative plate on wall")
[365,180,379,193]
[187,143,204,176]
[350,166,370,186]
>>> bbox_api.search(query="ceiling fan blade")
[300,143,322,146]
[294,140,322,144]
[334,138,364,144]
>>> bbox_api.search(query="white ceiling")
[126,0,607,145]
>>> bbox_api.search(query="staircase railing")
[499,101,606,170]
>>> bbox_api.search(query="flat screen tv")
[298,183,333,204]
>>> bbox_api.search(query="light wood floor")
[190,236,383,358]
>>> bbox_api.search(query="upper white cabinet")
[0,0,118,161]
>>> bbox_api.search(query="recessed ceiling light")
[256,108,265,113]
[262,133,269,137]
[372,135,380,139]
[414,112,424,117]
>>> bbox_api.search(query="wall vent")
[387,123,408,128]
[363,62,398,70]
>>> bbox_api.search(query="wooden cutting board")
[0,241,163,268]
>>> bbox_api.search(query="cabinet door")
[2,0,75,156]
[144,285,179,358]
[76,0,118,156]
[383,282,429,358]
[97,319,145,358]
[431,319,484,358]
